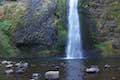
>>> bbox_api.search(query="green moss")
[54,0,67,51]
[38,50,60,56]
[0,2,25,57]
[92,32,97,45]
[0,30,18,57]
[95,41,120,56]
[0,20,12,31]
[0,20,16,57]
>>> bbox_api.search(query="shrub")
[95,41,120,56]
[38,49,60,56]
[54,0,67,51]
[2,2,26,32]
[0,30,18,57]
[0,1,25,57]
[0,20,12,31]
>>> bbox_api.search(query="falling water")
[66,0,82,59]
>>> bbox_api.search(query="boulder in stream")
[86,66,100,73]
[5,64,13,68]
[104,64,111,68]
[5,69,14,74]
[45,71,59,80]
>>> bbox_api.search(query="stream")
[0,57,120,80]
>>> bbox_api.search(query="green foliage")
[95,41,120,56]
[0,20,12,31]
[38,50,60,56]
[0,2,25,57]
[2,2,26,32]
[54,0,67,51]
[92,32,97,45]
[0,19,18,57]
[55,0,66,19]
[56,22,67,51]
[110,2,120,19]
[0,30,17,57]
[78,1,89,8]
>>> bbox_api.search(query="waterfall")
[66,0,83,59]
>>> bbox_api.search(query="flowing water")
[0,57,120,80]
[66,0,83,59]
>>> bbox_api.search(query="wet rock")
[51,64,56,66]
[112,38,120,49]
[41,64,47,66]
[6,61,12,64]
[16,69,24,74]
[1,60,8,64]
[30,64,36,67]
[16,62,29,68]
[45,71,59,80]
[22,62,29,68]
[30,78,35,80]
[16,66,26,71]
[10,0,17,1]
[104,64,111,68]
[60,63,64,66]
[112,77,116,80]
[1,60,12,65]
[55,66,60,70]
[32,73,40,79]
[86,66,99,73]
[15,62,22,67]
[60,63,66,67]
[14,0,57,51]
[5,64,13,68]
[32,73,39,77]
[5,69,14,74]
[118,67,120,70]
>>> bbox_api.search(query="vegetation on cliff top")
[0,1,26,57]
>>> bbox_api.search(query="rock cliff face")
[81,0,120,55]
[14,0,58,51]
[12,0,120,55]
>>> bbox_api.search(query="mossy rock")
[38,50,60,56]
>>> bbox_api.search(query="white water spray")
[66,0,83,59]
